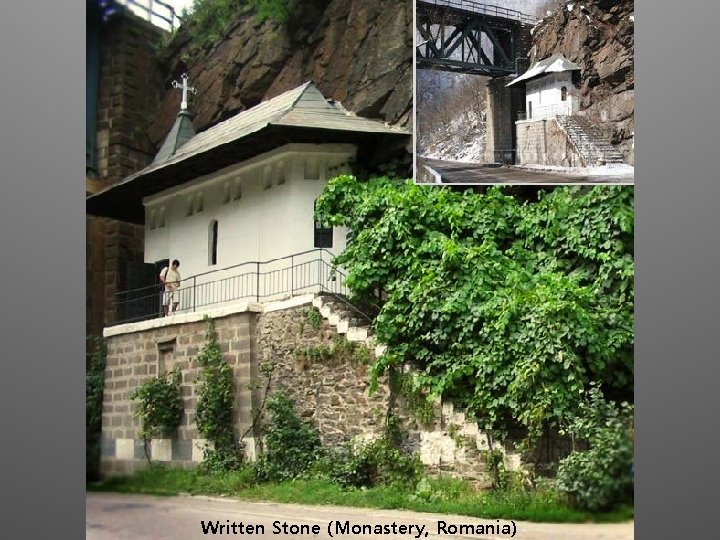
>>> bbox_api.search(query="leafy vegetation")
[312,414,423,489]
[195,318,244,472]
[556,385,634,511]
[90,468,633,523]
[315,177,634,510]
[180,0,330,47]
[130,367,184,461]
[315,177,634,444]
[86,335,107,481]
[295,335,371,368]
[254,394,322,481]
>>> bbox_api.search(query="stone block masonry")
[100,300,506,485]
[95,11,165,186]
[100,312,257,476]
[515,118,585,167]
[88,10,165,339]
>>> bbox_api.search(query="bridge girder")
[416,1,534,77]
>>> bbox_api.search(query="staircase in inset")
[556,115,625,165]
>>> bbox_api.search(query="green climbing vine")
[195,318,244,472]
[316,177,634,443]
[295,336,371,368]
[130,367,184,462]
[86,335,107,480]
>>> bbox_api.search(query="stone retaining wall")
[515,118,585,167]
[100,312,256,476]
[100,300,504,485]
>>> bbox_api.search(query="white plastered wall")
[525,72,578,120]
[143,143,354,303]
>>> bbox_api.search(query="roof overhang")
[506,54,581,88]
[86,124,409,224]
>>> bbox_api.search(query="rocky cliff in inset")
[530,0,634,163]
[147,0,412,147]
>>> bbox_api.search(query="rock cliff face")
[530,0,634,163]
[148,0,412,147]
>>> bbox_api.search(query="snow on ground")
[422,137,484,164]
[516,163,635,177]
[419,111,486,164]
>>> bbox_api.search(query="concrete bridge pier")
[484,76,526,164]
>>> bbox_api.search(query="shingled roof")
[86,82,409,223]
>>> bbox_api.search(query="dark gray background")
[0,0,718,537]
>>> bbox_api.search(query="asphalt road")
[418,158,634,185]
[87,492,633,540]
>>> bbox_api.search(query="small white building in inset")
[507,53,581,120]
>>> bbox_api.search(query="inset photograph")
[415,0,634,184]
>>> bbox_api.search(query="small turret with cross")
[171,73,197,111]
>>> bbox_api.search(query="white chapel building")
[87,80,409,323]
[507,53,581,120]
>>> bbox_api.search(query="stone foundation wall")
[100,312,256,476]
[515,118,585,167]
[256,305,391,448]
[100,300,512,485]
[255,305,494,486]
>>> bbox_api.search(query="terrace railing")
[113,249,358,325]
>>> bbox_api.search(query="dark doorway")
[121,260,164,322]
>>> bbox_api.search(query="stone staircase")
[556,115,625,165]
[309,293,520,477]
[311,293,384,353]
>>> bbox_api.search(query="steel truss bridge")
[416,0,536,76]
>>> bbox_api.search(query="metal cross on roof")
[171,73,197,111]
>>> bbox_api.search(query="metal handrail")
[116,248,336,297]
[517,103,574,121]
[418,0,538,25]
[112,249,377,325]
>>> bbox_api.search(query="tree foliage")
[556,385,634,511]
[315,177,634,440]
[254,394,322,482]
[131,368,184,442]
[86,336,107,480]
[183,0,329,45]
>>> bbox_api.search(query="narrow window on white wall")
[195,192,204,213]
[208,220,218,266]
[233,179,243,201]
[158,206,166,228]
[276,162,286,185]
[561,86,568,101]
[186,195,194,217]
[147,208,156,230]
[222,181,231,204]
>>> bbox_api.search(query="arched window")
[208,220,218,266]
[561,86,568,102]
